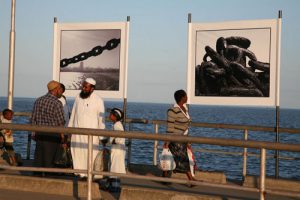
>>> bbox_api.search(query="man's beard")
[80,90,92,99]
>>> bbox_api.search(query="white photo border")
[53,22,128,99]
[187,19,279,106]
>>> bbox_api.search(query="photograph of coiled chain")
[195,36,270,97]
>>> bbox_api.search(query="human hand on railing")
[5,130,12,137]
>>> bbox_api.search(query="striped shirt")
[167,105,191,135]
[31,93,65,126]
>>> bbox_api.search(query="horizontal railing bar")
[0,164,263,194]
[92,170,299,197]
[92,171,260,193]
[12,112,148,124]
[265,189,300,198]
[1,164,299,198]
[198,149,300,160]
[1,162,298,197]
[12,112,300,134]
[152,119,300,134]
[13,112,32,117]
[0,164,85,174]
[1,123,300,152]
[156,146,300,160]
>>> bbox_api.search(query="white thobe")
[68,92,105,177]
[109,121,126,174]
[59,96,70,126]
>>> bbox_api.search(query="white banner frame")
[187,19,280,106]
[52,21,129,99]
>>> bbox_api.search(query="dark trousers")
[34,132,60,168]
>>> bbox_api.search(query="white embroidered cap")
[85,78,96,86]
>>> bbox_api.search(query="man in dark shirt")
[31,80,65,169]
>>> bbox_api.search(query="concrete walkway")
[0,160,300,200]
[0,175,299,200]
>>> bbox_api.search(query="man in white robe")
[68,78,106,178]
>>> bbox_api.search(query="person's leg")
[43,139,60,168]
[5,143,16,166]
[33,138,44,167]
[161,170,172,185]
[0,134,5,149]
[186,171,196,181]
[33,136,44,176]
[162,170,172,177]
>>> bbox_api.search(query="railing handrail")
[11,112,149,124]
[1,123,300,152]
[10,112,300,134]
[1,122,300,199]
[152,119,300,134]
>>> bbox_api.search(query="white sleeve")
[68,97,77,127]
[113,122,125,145]
[98,98,106,130]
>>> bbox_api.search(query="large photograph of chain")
[194,28,271,98]
[59,29,121,91]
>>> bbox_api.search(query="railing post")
[275,105,280,178]
[87,135,93,200]
[26,132,32,160]
[260,148,266,200]
[242,129,248,181]
[153,123,159,166]
[127,123,132,168]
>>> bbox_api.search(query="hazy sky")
[1,0,300,108]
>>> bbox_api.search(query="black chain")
[60,38,120,68]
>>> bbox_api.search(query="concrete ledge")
[120,186,222,200]
[128,164,226,184]
[243,175,300,192]
[172,171,226,184]
[0,174,101,198]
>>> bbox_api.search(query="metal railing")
[10,112,148,161]
[152,120,300,181]
[7,112,300,179]
[8,112,300,179]
[1,123,300,200]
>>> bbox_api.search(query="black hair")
[174,89,186,104]
[60,83,65,93]
[110,108,124,121]
[2,108,13,115]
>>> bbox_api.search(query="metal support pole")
[260,148,266,200]
[242,129,248,181]
[123,98,127,127]
[153,123,159,166]
[26,133,32,160]
[7,0,16,109]
[87,135,93,200]
[275,106,280,178]
[275,9,282,179]
[127,123,132,168]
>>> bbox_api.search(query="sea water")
[1,97,300,181]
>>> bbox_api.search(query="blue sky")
[1,0,300,108]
